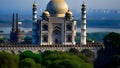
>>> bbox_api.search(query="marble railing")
[0,43,104,54]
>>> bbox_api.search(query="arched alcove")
[52,26,62,44]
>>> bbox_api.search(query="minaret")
[32,1,38,44]
[81,1,87,45]
[16,13,21,43]
[10,13,16,43]
[12,13,15,31]
[32,1,37,22]
[16,13,18,30]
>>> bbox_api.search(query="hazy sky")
[0,0,120,12]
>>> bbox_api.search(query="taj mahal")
[32,0,86,45]
[0,0,104,54]
[10,0,87,45]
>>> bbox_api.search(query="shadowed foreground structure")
[0,43,104,54]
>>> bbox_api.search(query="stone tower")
[15,13,21,43]
[10,13,21,43]
[10,13,16,43]
[32,1,39,44]
[81,2,87,45]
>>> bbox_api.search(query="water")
[77,19,120,29]
[77,28,120,33]
[0,19,120,34]
[0,27,120,34]
[0,27,32,34]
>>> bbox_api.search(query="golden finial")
[82,1,86,7]
[83,1,86,5]
[83,1,85,4]
[66,9,72,15]
[34,0,36,4]
[33,0,37,7]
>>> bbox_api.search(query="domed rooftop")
[43,10,50,17]
[46,0,69,17]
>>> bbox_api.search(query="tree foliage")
[19,58,41,68]
[69,48,94,63]
[42,50,93,68]
[95,32,120,68]
[19,50,42,64]
[0,52,19,68]
[0,50,94,68]
[69,48,80,55]
[81,49,95,61]
[103,32,120,48]
[0,30,4,34]
[23,36,32,44]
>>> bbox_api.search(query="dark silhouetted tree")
[69,48,80,55]
[103,32,120,48]
[81,49,95,61]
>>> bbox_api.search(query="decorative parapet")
[0,43,104,54]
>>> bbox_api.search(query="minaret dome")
[43,11,50,17]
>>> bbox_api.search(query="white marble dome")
[46,0,69,17]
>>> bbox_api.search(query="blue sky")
[0,0,120,14]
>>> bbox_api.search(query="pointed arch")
[42,34,48,42]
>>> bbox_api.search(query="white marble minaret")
[32,1,38,44]
[81,2,87,45]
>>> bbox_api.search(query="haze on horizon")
[0,0,120,12]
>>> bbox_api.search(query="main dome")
[46,0,69,17]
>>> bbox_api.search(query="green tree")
[69,48,93,63]
[41,50,54,58]
[103,32,120,48]
[47,59,90,68]
[19,58,41,68]
[95,32,120,68]
[0,30,4,35]
[69,48,80,55]
[19,50,42,64]
[81,49,95,61]
[0,38,4,43]
[23,36,32,44]
[42,51,93,68]
[87,38,94,42]
[111,55,120,68]
[0,52,19,68]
